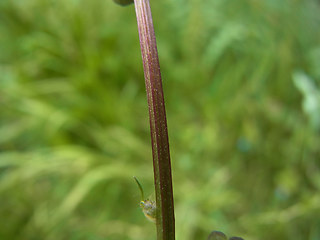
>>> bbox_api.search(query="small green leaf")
[229,237,244,240]
[207,231,228,240]
[113,0,134,6]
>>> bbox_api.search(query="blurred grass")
[0,0,320,239]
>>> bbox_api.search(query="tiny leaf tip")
[113,0,134,6]
[207,231,228,240]
[133,176,145,201]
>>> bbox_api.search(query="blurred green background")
[1,0,320,239]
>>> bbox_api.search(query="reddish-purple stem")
[134,0,175,239]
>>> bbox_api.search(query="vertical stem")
[133,0,175,239]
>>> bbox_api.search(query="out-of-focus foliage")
[0,0,320,239]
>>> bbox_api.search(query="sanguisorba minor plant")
[113,0,175,240]
[113,1,244,240]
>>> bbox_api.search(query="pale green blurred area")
[0,0,320,239]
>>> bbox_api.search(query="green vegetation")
[0,0,320,240]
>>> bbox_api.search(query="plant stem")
[133,0,175,239]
